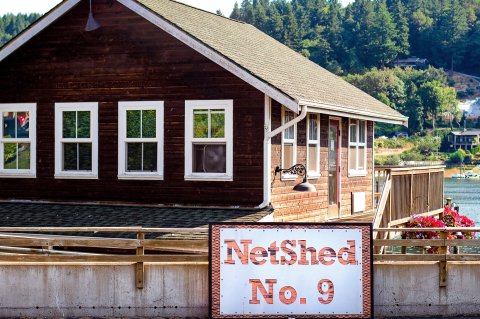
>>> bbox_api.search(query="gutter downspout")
[257,97,307,209]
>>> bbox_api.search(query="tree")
[230,2,241,20]
[418,80,457,129]
[390,0,410,57]
[434,0,468,71]
[369,0,399,67]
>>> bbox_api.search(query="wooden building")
[0,0,407,222]
[447,130,480,151]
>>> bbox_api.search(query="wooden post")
[439,230,447,287]
[136,232,145,289]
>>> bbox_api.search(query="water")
[444,178,480,225]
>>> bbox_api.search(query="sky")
[0,0,354,15]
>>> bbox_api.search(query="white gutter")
[257,98,307,209]
[302,100,408,127]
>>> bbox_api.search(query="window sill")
[348,171,367,178]
[55,173,98,180]
[281,174,297,181]
[118,174,164,181]
[0,173,36,179]
[307,174,321,180]
[184,174,233,182]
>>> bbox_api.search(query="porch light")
[85,0,101,32]
[274,164,317,192]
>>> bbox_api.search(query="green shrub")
[449,149,466,164]
[375,155,401,166]
[400,150,424,161]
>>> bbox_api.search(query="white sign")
[210,224,372,319]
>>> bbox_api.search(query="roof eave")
[301,100,409,127]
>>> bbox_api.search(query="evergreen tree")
[370,0,399,67]
[390,0,410,57]
[230,2,242,20]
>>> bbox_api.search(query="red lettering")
[298,240,318,265]
[223,239,252,265]
[249,279,277,304]
[318,247,336,266]
[280,240,297,265]
[250,246,268,265]
[338,240,357,265]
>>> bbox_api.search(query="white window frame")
[118,101,164,180]
[55,102,98,179]
[281,107,297,180]
[0,103,36,178]
[184,100,233,181]
[307,113,320,178]
[348,119,367,176]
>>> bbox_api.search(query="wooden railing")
[373,166,445,238]
[373,227,480,287]
[0,227,209,289]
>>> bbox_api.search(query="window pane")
[77,111,90,138]
[358,146,366,170]
[63,143,78,171]
[63,111,76,138]
[16,112,29,138]
[78,143,92,171]
[3,112,16,138]
[211,111,225,138]
[143,143,158,172]
[284,111,294,140]
[350,123,357,143]
[126,110,141,138]
[308,144,318,173]
[359,121,366,143]
[193,110,208,138]
[349,146,357,170]
[4,143,17,169]
[17,143,30,169]
[284,143,294,169]
[193,144,226,173]
[309,115,318,141]
[127,143,142,171]
[142,110,156,138]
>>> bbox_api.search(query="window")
[0,103,36,178]
[118,101,164,180]
[348,119,367,176]
[185,100,233,181]
[55,103,98,179]
[282,108,296,179]
[307,114,320,177]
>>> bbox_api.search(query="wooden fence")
[0,227,209,289]
[374,166,445,234]
[373,227,480,287]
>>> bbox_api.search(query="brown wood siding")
[0,0,264,206]
[270,101,374,221]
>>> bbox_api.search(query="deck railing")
[373,166,445,237]
[373,227,480,286]
[1,225,479,289]
[0,227,209,289]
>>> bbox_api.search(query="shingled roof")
[0,0,407,125]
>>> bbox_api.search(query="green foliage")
[0,13,41,47]
[374,137,407,149]
[228,0,480,75]
[400,149,424,161]
[375,154,400,166]
[449,149,467,164]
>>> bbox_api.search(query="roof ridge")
[163,0,247,25]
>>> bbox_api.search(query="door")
[328,119,341,218]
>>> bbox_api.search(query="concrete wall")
[374,261,480,317]
[1,261,480,318]
[0,262,209,318]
